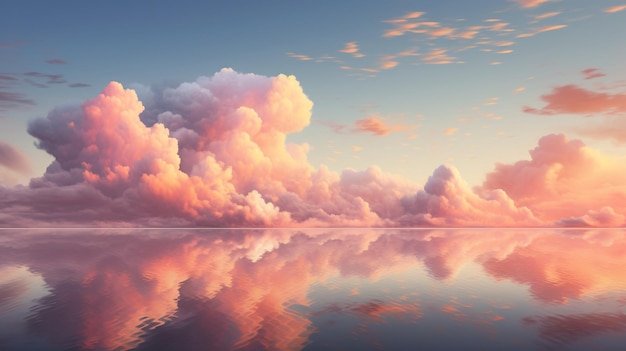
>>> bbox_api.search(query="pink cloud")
[515,0,550,8]
[480,134,626,225]
[604,4,626,13]
[0,141,31,175]
[581,68,606,80]
[523,84,626,115]
[517,24,567,38]
[2,69,626,228]
[353,117,411,136]
[339,41,364,58]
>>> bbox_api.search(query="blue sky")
[2,0,626,187]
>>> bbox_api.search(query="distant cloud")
[517,24,567,38]
[0,140,31,174]
[604,4,626,13]
[421,48,456,65]
[23,71,66,84]
[68,82,91,88]
[379,56,399,70]
[339,42,364,58]
[45,58,67,64]
[443,128,458,136]
[523,84,626,115]
[533,11,561,21]
[581,68,606,80]
[0,90,35,111]
[514,0,550,8]
[286,52,313,61]
[354,117,411,136]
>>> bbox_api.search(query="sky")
[1,0,626,227]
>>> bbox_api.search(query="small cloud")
[490,61,503,65]
[581,68,606,80]
[422,48,457,65]
[497,49,514,54]
[351,117,415,136]
[514,86,526,93]
[0,140,32,174]
[514,0,550,8]
[517,24,567,38]
[380,56,399,70]
[444,128,459,136]
[339,42,365,58]
[352,146,363,152]
[493,41,515,47]
[45,58,67,64]
[533,11,561,21]
[286,52,313,61]
[523,84,626,115]
[604,4,626,13]
[68,83,91,88]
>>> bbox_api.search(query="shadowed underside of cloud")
[0,69,624,227]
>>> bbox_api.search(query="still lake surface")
[1,228,625,351]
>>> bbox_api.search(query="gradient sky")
[1,0,626,227]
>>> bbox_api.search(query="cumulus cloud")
[1,69,624,227]
[481,134,626,225]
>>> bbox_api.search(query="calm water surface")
[1,228,625,350]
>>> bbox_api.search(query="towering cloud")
[0,69,624,227]
[481,134,626,225]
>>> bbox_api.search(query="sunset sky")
[1,0,626,227]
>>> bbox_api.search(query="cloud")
[517,24,567,38]
[581,68,606,80]
[421,48,457,65]
[1,69,625,227]
[68,82,91,88]
[0,140,31,175]
[45,58,67,64]
[286,52,313,61]
[514,0,550,8]
[604,4,626,13]
[443,128,458,136]
[339,42,364,58]
[480,133,626,225]
[523,84,626,115]
[533,11,561,21]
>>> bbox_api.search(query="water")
[1,228,625,350]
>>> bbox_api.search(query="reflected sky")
[1,229,626,351]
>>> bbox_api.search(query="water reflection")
[0,229,625,350]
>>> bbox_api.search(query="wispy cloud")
[354,117,413,136]
[0,140,31,174]
[532,11,561,21]
[422,48,457,65]
[339,42,365,58]
[68,82,91,88]
[443,128,459,136]
[517,24,567,38]
[604,4,626,13]
[581,68,606,80]
[514,0,550,9]
[286,52,313,61]
[45,58,67,64]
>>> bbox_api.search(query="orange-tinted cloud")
[581,68,606,80]
[604,4,626,13]
[352,117,413,136]
[515,0,550,8]
[517,24,567,38]
[523,84,626,115]
[0,140,31,175]
[481,133,626,225]
[339,41,365,58]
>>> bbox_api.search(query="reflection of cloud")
[524,313,626,346]
[3,228,626,350]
